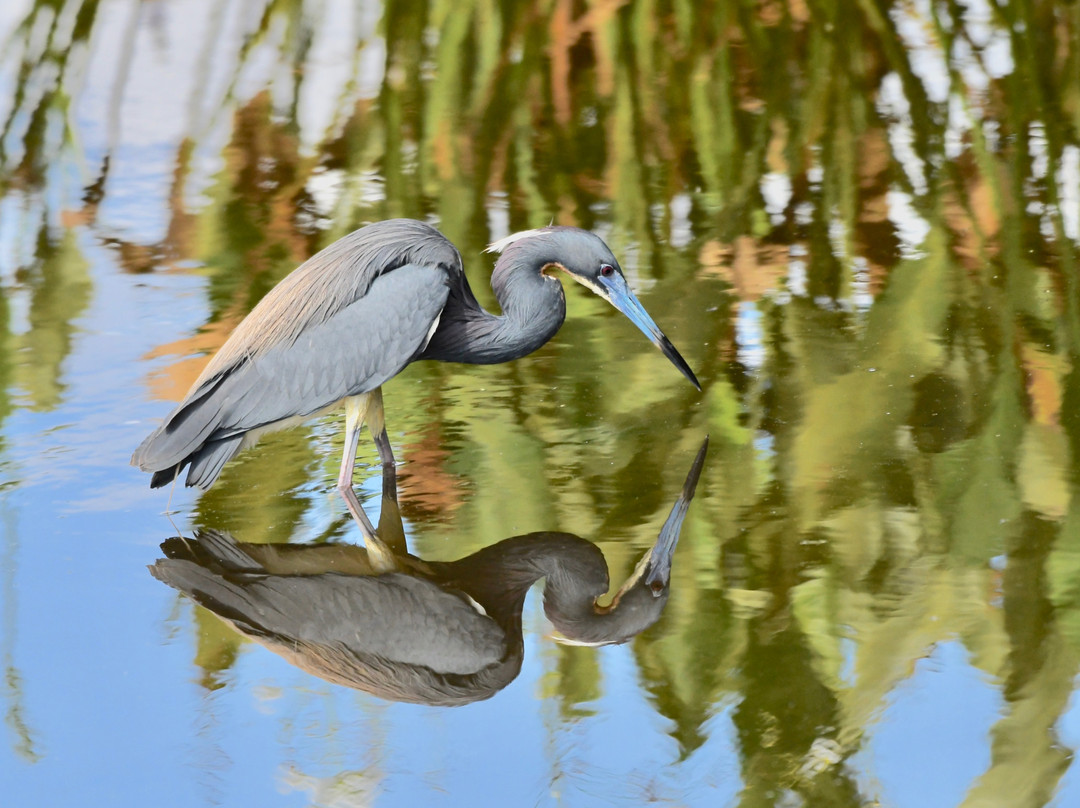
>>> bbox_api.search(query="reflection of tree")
[959,513,1075,807]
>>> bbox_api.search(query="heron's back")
[133,219,461,488]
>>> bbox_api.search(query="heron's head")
[543,528,678,647]
[487,227,700,390]
[544,437,707,647]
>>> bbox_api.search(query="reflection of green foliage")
[14,229,92,412]
[192,604,244,691]
[192,429,320,543]
[546,644,601,719]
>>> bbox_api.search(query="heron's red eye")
[600,264,615,277]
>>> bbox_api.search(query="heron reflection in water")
[150,439,707,706]
[133,219,700,538]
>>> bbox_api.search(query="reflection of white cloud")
[890,0,950,104]
[958,0,994,46]
[1059,145,1079,242]
[945,93,972,159]
[486,190,509,243]
[852,256,873,312]
[982,29,1014,79]
[887,188,930,256]
[877,72,928,196]
[669,193,692,248]
[951,37,989,95]
[0,188,42,280]
[760,173,791,227]
[1029,121,1048,180]
[787,245,807,297]
[736,302,765,370]
[298,0,385,155]
[307,167,346,216]
[281,766,382,808]
[0,0,31,41]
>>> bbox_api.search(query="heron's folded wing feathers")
[133,262,450,472]
[196,220,460,385]
[149,561,507,676]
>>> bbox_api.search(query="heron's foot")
[336,482,400,572]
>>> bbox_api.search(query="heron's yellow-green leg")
[338,390,399,571]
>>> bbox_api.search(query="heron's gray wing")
[197,219,461,384]
[209,263,450,430]
[149,561,507,676]
[133,262,450,475]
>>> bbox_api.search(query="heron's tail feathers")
[160,530,264,573]
[148,557,272,638]
[139,435,243,489]
[150,530,290,639]
[132,375,246,489]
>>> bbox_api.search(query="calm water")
[3,0,1080,805]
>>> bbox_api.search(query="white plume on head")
[484,228,552,254]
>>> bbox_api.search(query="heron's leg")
[363,388,398,502]
[337,393,398,571]
[365,390,408,553]
[373,427,398,501]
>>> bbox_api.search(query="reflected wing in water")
[151,533,516,706]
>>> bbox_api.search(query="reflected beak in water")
[616,435,709,601]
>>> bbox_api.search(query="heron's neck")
[435,533,607,636]
[419,253,566,365]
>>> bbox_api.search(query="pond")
[2,0,1080,806]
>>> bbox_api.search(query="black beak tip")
[659,335,701,391]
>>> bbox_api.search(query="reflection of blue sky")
[2,0,387,243]
[3,0,1080,805]
[735,303,764,371]
[1057,689,1080,807]
[854,641,1001,807]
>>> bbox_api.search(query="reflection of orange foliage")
[137,92,318,402]
[549,0,629,124]
[942,157,1001,269]
[858,128,891,192]
[142,316,239,402]
[432,119,457,180]
[549,0,572,124]
[399,425,466,520]
[1021,342,1069,427]
[699,236,787,300]
[787,0,811,25]
[854,128,894,296]
[164,138,199,257]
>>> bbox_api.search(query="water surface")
[2,1,1080,806]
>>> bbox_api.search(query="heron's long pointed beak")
[613,436,710,600]
[597,272,701,390]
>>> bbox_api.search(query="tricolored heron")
[149,438,707,706]
[132,219,699,538]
